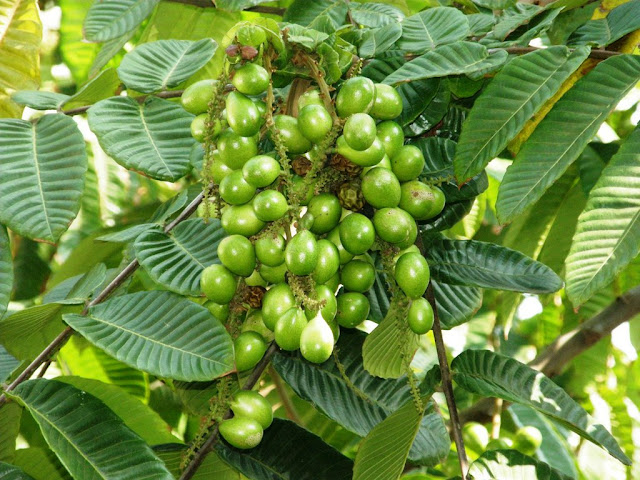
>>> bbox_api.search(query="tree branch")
[460,285,640,424]
[0,187,211,408]
[179,342,279,480]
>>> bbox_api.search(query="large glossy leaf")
[451,350,631,465]
[496,54,640,222]
[59,0,97,84]
[0,115,87,243]
[0,227,11,319]
[469,449,572,480]
[0,0,41,118]
[89,31,135,78]
[134,219,225,295]
[11,91,69,110]
[353,399,424,480]
[397,7,469,54]
[273,330,449,466]
[283,0,349,28]
[155,444,239,479]
[565,125,640,306]
[84,0,160,42]
[0,304,67,360]
[63,291,235,381]
[88,96,195,182]
[12,448,70,480]
[215,419,353,480]
[569,0,640,48]
[0,463,35,480]
[424,236,563,293]
[359,22,402,58]
[432,280,482,329]
[9,379,173,480]
[62,69,121,111]
[454,46,590,183]
[384,42,499,85]
[118,39,216,93]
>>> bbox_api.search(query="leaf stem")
[179,342,279,480]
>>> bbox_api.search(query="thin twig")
[60,90,185,116]
[268,365,303,424]
[179,343,279,480]
[36,360,52,378]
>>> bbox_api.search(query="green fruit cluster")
[187,49,447,420]
[219,390,273,449]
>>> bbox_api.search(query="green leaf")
[59,0,98,84]
[421,199,475,233]
[283,0,349,29]
[11,91,69,110]
[353,399,424,480]
[0,0,41,118]
[425,236,563,293]
[454,46,590,183]
[473,0,516,9]
[154,444,239,479]
[404,79,450,137]
[56,376,177,445]
[118,39,216,93]
[385,42,503,85]
[9,379,173,480]
[215,418,354,480]
[62,69,121,111]
[88,96,195,182]
[565,125,640,306]
[84,0,160,42]
[97,223,156,243]
[350,3,404,27]
[569,0,640,48]
[215,0,274,11]
[398,7,469,54]
[273,330,449,465]
[0,345,18,384]
[0,227,12,319]
[469,449,573,479]
[0,403,21,463]
[451,350,631,465]
[64,263,108,304]
[359,22,403,58]
[509,404,578,479]
[282,23,329,50]
[89,31,135,78]
[366,258,390,323]
[0,114,87,243]
[0,463,35,480]
[134,219,224,295]
[496,54,640,222]
[12,448,71,480]
[432,280,482,329]
[63,291,235,381]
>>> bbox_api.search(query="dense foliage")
[0,0,640,479]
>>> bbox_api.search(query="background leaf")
[118,39,216,93]
[283,0,349,29]
[11,448,70,480]
[84,0,160,42]
[11,91,69,110]
[0,403,21,463]
[469,449,573,480]
[155,444,239,479]
[62,69,122,111]
[134,219,225,295]
[569,0,640,48]
[0,227,12,319]
[432,280,482,329]
[0,463,35,480]
[64,291,235,381]
[88,96,195,182]
[10,379,173,480]
[397,7,469,54]
[59,0,98,84]
[0,115,87,243]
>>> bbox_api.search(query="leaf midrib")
[160,42,191,90]
[138,101,173,178]
[31,122,54,241]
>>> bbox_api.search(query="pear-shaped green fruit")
[230,390,273,429]
[285,230,318,276]
[232,63,270,95]
[234,331,267,371]
[407,298,434,334]
[305,284,337,322]
[221,204,265,237]
[226,91,261,137]
[219,416,263,449]
[300,315,335,363]
[262,283,296,331]
[200,264,237,304]
[274,308,308,351]
[336,76,375,117]
[312,239,341,284]
[394,252,430,299]
[218,234,256,277]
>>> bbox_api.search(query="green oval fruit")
[514,426,543,455]
[273,115,312,154]
[399,181,439,220]
[220,170,256,205]
[300,316,334,363]
[307,193,342,235]
[209,151,233,184]
[201,264,237,304]
[323,272,340,293]
[219,417,263,449]
[236,24,267,47]
[234,331,267,371]
[232,63,270,96]
[394,252,430,299]
[218,234,256,277]
[274,308,308,351]
[190,113,207,142]
[340,259,375,293]
[373,207,413,244]
[298,89,324,110]
[258,262,287,284]
[463,422,489,453]
[339,213,375,255]
[336,76,375,118]
[252,190,288,222]
[241,309,274,342]
[393,245,420,264]
[181,79,218,115]
[226,91,261,137]
[361,167,401,209]
[427,186,445,219]
[298,104,333,143]
[218,129,258,169]
[336,292,370,328]
[396,217,418,249]
[204,301,229,322]
[376,121,404,158]
[255,233,286,267]
[391,145,425,182]
[407,298,434,334]
[305,284,338,323]
[230,390,273,429]
[312,239,341,284]
[285,230,318,276]
[242,155,280,188]
[370,83,403,120]
[343,113,377,151]
[336,135,385,167]
[221,204,265,237]
[361,154,392,177]
[262,283,296,331]
[326,227,354,264]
